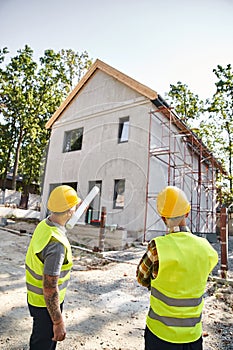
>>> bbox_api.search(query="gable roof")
[45,59,158,129]
[45,59,226,175]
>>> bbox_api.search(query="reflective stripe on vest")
[151,286,203,307]
[25,219,73,307]
[146,231,218,343]
[25,263,70,280]
[26,279,69,295]
[148,307,202,327]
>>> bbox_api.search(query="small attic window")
[63,127,83,152]
[118,117,129,143]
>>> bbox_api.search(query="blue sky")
[1,0,233,100]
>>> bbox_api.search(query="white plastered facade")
[42,65,219,241]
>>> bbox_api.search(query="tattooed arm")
[43,274,66,342]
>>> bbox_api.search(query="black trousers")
[144,326,203,350]
[28,303,63,350]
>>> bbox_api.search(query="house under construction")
[42,59,225,242]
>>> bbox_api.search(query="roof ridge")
[46,59,158,129]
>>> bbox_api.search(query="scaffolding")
[144,105,225,241]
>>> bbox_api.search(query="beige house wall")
[42,67,219,240]
[42,70,152,232]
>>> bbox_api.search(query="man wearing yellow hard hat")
[137,186,218,350]
[25,185,81,350]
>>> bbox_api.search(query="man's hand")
[52,320,66,342]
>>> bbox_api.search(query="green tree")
[166,70,233,206]
[60,49,92,90]
[208,64,233,194]
[0,122,14,189]
[0,46,92,195]
[165,81,205,126]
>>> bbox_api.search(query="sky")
[1,0,233,100]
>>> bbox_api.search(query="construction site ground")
[0,220,233,350]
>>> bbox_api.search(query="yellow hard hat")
[157,186,191,218]
[47,185,81,213]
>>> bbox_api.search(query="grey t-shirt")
[37,218,67,276]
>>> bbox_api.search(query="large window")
[63,127,83,152]
[113,179,125,209]
[118,117,129,143]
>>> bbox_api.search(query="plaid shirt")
[136,239,159,289]
[136,227,191,289]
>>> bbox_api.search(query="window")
[63,128,83,152]
[118,117,129,143]
[113,179,125,208]
[49,182,78,194]
[86,181,102,224]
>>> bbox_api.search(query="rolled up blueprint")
[66,185,100,229]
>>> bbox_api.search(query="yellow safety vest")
[146,231,218,343]
[25,219,73,307]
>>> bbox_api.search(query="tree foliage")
[166,65,233,206]
[165,81,205,125]
[0,46,92,193]
[208,64,233,192]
